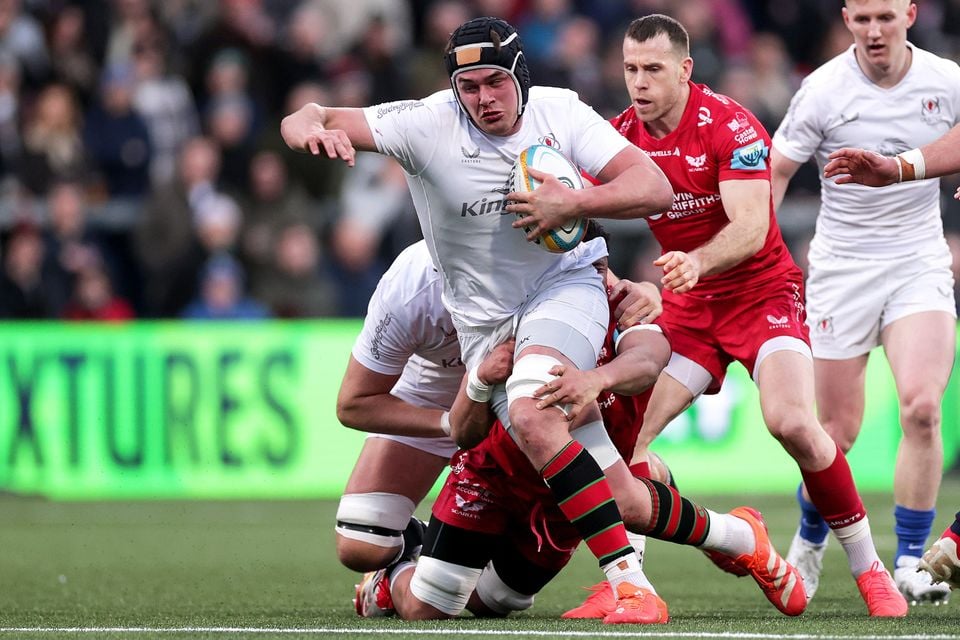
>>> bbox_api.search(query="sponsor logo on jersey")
[921,96,943,124]
[726,112,750,132]
[701,87,730,105]
[669,191,721,218]
[767,314,789,329]
[646,147,681,157]
[370,313,394,360]
[460,145,481,164]
[539,133,561,150]
[734,127,757,144]
[698,106,713,127]
[685,153,707,170]
[462,196,507,216]
[731,140,768,170]
[375,100,423,119]
[441,357,464,368]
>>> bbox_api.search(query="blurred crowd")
[1,0,960,320]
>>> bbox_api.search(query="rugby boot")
[856,561,909,617]
[602,582,669,625]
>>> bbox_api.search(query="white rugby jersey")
[352,241,464,410]
[773,43,960,257]
[363,86,625,326]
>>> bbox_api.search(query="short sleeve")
[351,287,419,376]
[362,99,442,175]
[771,80,824,164]
[712,107,773,182]
[568,98,631,178]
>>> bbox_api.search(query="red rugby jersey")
[610,82,801,297]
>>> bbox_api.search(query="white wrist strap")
[439,411,452,436]
[896,148,926,182]
[466,367,492,403]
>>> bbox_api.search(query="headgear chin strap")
[444,17,531,122]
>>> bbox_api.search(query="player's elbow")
[335,394,363,429]
[648,175,674,213]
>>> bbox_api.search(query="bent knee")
[901,392,943,436]
[335,536,398,572]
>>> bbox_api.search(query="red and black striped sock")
[541,440,632,567]
[637,476,710,546]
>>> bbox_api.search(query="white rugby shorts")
[805,241,956,359]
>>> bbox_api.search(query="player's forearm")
[448,378,495,449]
[336,393,447,438]
[594,353,660,396]
[690,219,765,277]
[914,125,960,180]
[578,163,673,220]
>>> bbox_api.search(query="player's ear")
[680,56,693,84]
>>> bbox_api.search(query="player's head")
[842,0,916,79]
[444,17,530,136]
[584,220,610,278]
[622,14,693,129]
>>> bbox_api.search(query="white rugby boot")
[785,529,827,601]
[895,555,951,605]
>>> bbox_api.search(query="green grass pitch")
[2,478,959,640]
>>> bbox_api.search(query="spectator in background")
[274,2,334,102]
[329,154,416,317]
[536,15,604,109]
[239,149,320,276]
[131,22,201,187]
[194,191,242,256]
[345,15,411,104]
[41,179,110,315]
[84,63,152,199]
[205,92,256,192]
[181,252,269,320]
[0,51,20,178]
[520,0,574,65]
[0,221,51,318]
[408,0,471,98]
[104,0,156,68]
[134,136,219,317]
[61,255,134,321]
[0,0,48,88]
[17,83,88,196]
[47,4,98,106]
[258,81,346,203]
[187,0,278,114]
[253,221,337,318]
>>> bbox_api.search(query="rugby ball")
[511,144,587,253]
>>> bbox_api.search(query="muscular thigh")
[344,437,450,500]
[515,267,608,370]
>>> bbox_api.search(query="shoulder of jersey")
[381,242,442,302]
[914,46,960,76]
[527,85,579,103]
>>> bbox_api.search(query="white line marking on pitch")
[0,629,957,639]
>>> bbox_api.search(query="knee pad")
[475,561,535,614]
[335,492,416,548]
[570,420,621,471]
[505,354,567,413]
[409,556,483,616]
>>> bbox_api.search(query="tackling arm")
[336,356,448,437]
[448,339,516,449]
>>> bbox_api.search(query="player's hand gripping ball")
[510,144,588,253]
